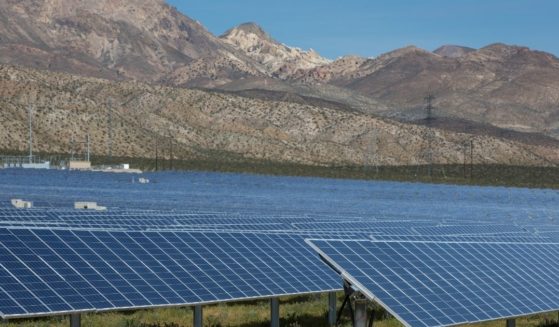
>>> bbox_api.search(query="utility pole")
[463,140,468,179]
[107,98,113,165]
[470,139,474,180]
[364,130,372,172]
[367,129,379,174]
[70,136,75,161]
[424,93,435,178]
[154,137,159,172]
[169,135,173,171]
[28,105,33,164]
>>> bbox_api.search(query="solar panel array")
[0,228,340,319]
[308,239,559,327]
[1,169,559,326]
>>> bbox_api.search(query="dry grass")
[3,294,558,327]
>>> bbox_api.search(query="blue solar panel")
[412,225,527,236]
[2,169,559,222]
[0,228,341,319]
[293,221,435,231]
[308,239,559,327]
[3,168,559,325]
[370,234,551,243]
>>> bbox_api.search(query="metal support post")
[368,309,375,327]
[271,297,280,327]
[506,318,515,327]
[328,292,337,326]
[70,313,81,327]
[193,305,202,327]
[354,297,368,327]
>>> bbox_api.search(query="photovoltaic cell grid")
[0,228,341,319]
[2,169,559,225]
[1,209,498,234]
[2,169,559,324]
[0,209,327,231]
[292,221,435,231]
[412,225,527,236]
[369,234,552,243]
[308,239,559,327]
[0,205,547,245]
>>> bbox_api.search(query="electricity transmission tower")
[463,125,475,180]
[469,138,474,180]
[168,133,174,171]
[28,105,34,164]
[154,137,159,171]
[364,129,379,174]
[106,98,114,165]
[424,93,436,177]
[70,134,91,162]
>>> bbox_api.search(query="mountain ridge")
[0,0,558,167]
[1,63,557,167]
[434,45,476,58]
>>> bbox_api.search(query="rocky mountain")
[220,22,330,78]
[292,44,559,137]
[1,0,558,168]
[1,64,557,167]
[0,0,266,86]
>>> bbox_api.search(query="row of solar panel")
[309,239,559,327]
[0,226,556,322]
[2,169,558,225]
[0,228,341,319]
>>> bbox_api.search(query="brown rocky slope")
[1,65,558,167]
[291,44,559,136]
[0,0,267,86]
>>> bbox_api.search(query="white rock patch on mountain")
[220,22,331,78]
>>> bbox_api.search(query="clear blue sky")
[166,0,559,59]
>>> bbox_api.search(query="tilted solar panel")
[370,234,551,243]
[292,221,435,231]
[412,225,526,236]
[0,228,341,319]
[308,239,559,327]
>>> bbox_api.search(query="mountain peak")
[237,22,269,37]
[220,22,330,78]
[434,45,476,58]
[0,0,263,85]
[221,22,273,42]
[380,45,433,59]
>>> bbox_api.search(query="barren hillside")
[1,65,558,167]
[1,0,558,142]
[292,44,559,136]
